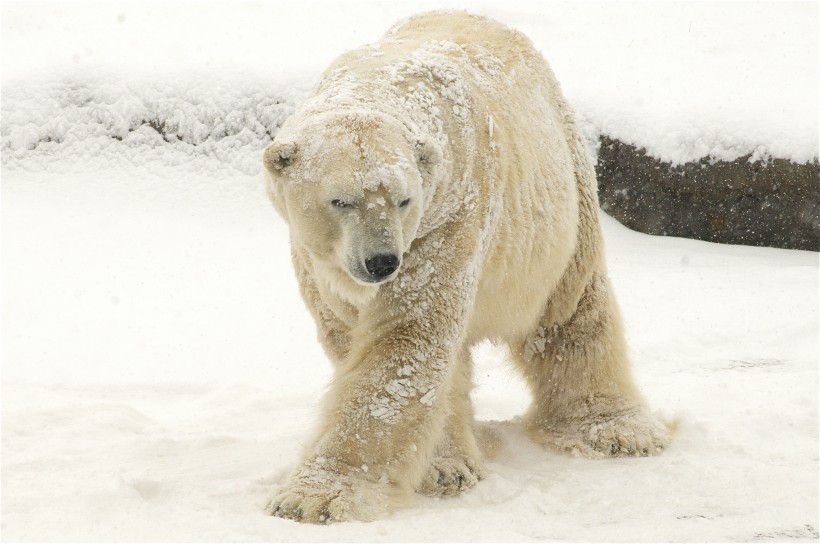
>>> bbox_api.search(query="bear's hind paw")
[529,405,672,459]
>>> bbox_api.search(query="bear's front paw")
[265,470,390,524]
[530,403,672,458]
[417,456,485,497]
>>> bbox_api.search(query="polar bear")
[262,12,671,523]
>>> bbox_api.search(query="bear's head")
[263,110,443,305]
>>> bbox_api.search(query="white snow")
[1,1,818,541]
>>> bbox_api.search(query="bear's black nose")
[365,254,400,280]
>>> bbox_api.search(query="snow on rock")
[2,2,816,171]
[501,2,819,165]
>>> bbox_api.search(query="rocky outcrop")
[595,136,819,251]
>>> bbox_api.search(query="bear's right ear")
[264,141,298,172]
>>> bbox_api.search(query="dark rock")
[595,135,820,251]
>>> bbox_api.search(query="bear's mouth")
[357,274,397,284]
[350,267,399,285]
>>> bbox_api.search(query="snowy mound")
[5,66,814,186]
[1,73,311,175]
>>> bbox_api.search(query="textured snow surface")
[3,162,818,541]
[2,1,819,541]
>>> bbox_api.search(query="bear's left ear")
[415,137,442,168]
[264,141,298,172]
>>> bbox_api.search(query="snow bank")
[2,1,817,168]
[1,73,310,175]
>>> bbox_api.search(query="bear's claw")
[417,456,485,497]
[265,473,389,524]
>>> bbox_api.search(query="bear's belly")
[469,274,552,342]
[466,214,576,343]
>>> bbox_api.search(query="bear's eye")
[398,198,411,208]
[331,199,356,209]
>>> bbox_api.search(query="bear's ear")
[415,138,442,168]
[264,141,298,172]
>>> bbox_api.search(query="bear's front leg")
[417,347,487,497]
[268,223,486,523]
[265,318,456,522]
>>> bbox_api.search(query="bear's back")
[385,11,541,74]
[316,11,557,117]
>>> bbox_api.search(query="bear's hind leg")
[513,274,671,458]
[417,348,486,497]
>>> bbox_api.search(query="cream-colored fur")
[263,12,670,523]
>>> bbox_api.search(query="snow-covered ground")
[2,1,818,541]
